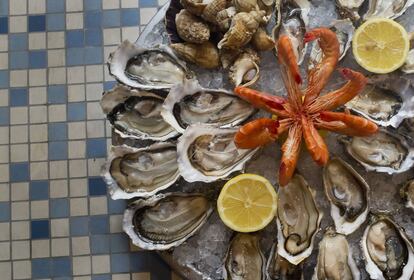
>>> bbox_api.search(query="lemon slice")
[217,174,277,232]
[353,18,409,74]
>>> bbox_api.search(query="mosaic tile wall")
[0,0,181,279]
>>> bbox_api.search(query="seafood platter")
[100,0,414,279]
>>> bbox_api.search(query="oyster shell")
[223,233,266,280]
[177,125,259,182]
[335,0,365,21]
[123,192,213,250]
[161,79,256,133]
[277,174,322,265]
[229,48,261,87]
[400,179,414,210]
[201,0,227,24]
[362,214,414,280]
[170,41,220,69]
[339,128,414,174]
[402,49,414,74]
[266,243,303,280]
[251,27,275,52]
[108,40,192,90]
[103,85,179,141]
[312,228,360,280]
[103,143,180,199]
[323,157,369,235]
[364,0,414,20]
[345,76,414,128]
[175,9,210,43]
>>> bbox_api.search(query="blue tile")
[102,10,120,27]
[85,29,102,46]
[92,275,111,280]
[47,14,65,31]
[32,258,51,279]
[0,70,8,88]
[121,9,140,26]
[85,0,102,10]
[29,50,47,69]
[88,177,106,196]
[48,122,67,141]
[84,47,103,64]
[29,15,46,32]
[31,220,50,239]
[10,51,29,69]
[0,17,8,34]
[67,102,85,121]
[89,215,109,234]
[47,0,65,12]
[50,198,69,218]
[0,107,9,125]
[103,81,116,91]
[30,181,49,200]
[111,253,130,273]
[0,0,9,16]
[70,217,89,236]
[0,202,10,222]
[66,30,84,48]
[48,141,68,160]
[108,198,126,214]
[52,257,71,277]
[47,85,67,104]
[10,88,28,107]
[9,34,28,51]
[111,233,129,253]
[10,162,30,182]
[90,234,110,254]
[86,138,107,158]
[139,0,158,7]
[66,47,84,66]
[85,11,102,28]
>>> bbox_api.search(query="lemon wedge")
[217,174,277,232]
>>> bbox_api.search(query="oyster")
[161,80,256,133]
[104,85,179,141]
[201,0,227,24]
[313,228,360,280]
[175,9,210,43]
[335,0,365,21]
[400,179,414,210]
[266,243,303,280]
[345,76,414,128]
[364,0,414,20]
[223,233,266,280]
[108,40,192,90]
[103,143,180,199]
[339,129,414,174]
[216,6,237,31]
[123,192,213,250]
[402,49,414,74]
[277,174,322,265]
[170,41,220,69]
[251,27,275,52]
[323,157,369,235]
[229,48,261,87]
[177,125,259,182]
[362,214,414,280]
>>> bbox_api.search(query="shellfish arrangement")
[100,0,414,279]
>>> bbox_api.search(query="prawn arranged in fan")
[234,27,378,186]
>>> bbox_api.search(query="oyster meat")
[313,228,360,280]
[170,41,220,69]
[323,157,369,235]
[175,9,210,43]
[362,214,414,280]
[400,179,414,210]
[224,233,266,280]
[364,0,414,20]
[161,80,256,133]
[339,128,414,174]
[336,0,365,21]
[123,192,213,250]
[277,174,322,265]
[177,125,259,182]
[103,143,180,199]
[229,48,261,87]
[266,243,303,280]
[108,41,192,90]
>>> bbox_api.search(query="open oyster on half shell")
[123,192,213,250]
[177,125,259,182]
[161,79,256,133]
[336,0,365,21]
[362,214,414,280]
[400,179,414,210]
[102,143,180,199]
[363,0,414,20]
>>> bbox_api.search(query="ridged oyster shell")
[323,157,369,235]
[400,179,414,210]
[177,125,259,182]
[161,79,256,133]
[362,214,414,280]
[364,0,414,20]
[266,243,303,280]
[277,174,322,265]
[103,143,180,199]
[123,192,213,250]
[108,40,192,90]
